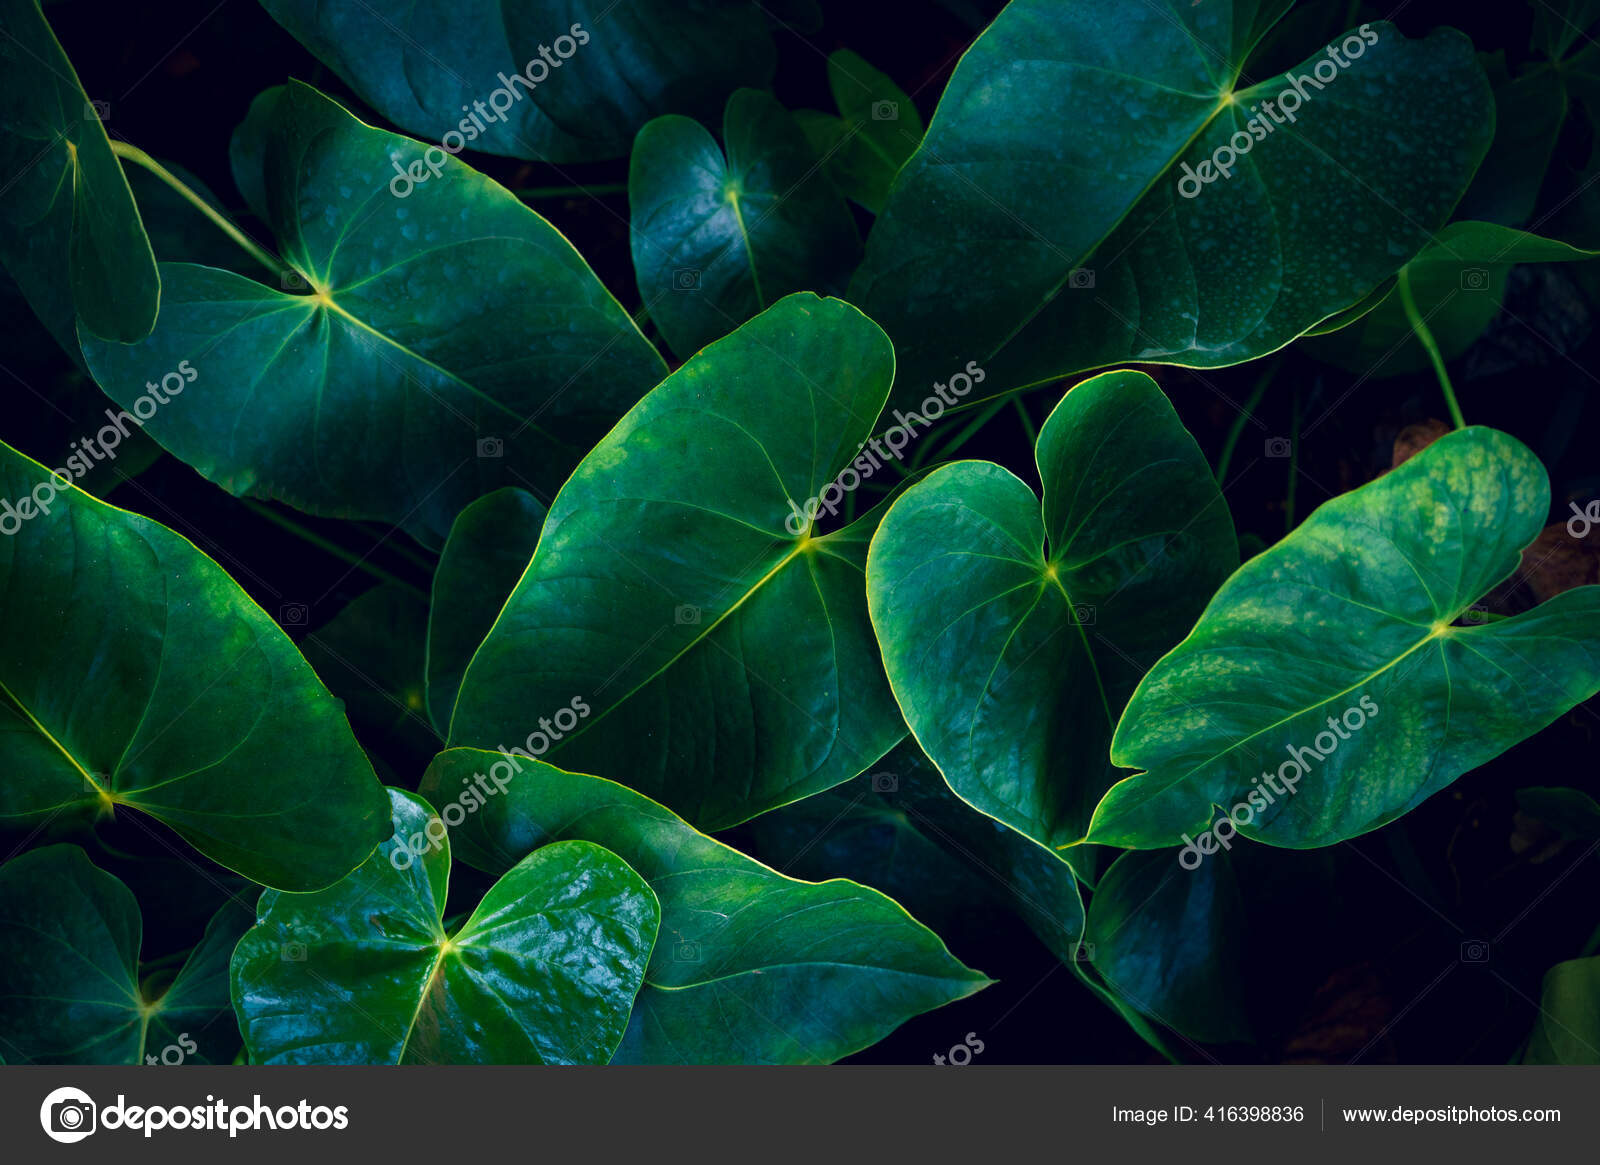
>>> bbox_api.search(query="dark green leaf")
[420,751,990,1064]
[449,293,906,830]
[629,89,861,359]
[0,438,390,890]
[797,50,925,213]
[231,788,658,1064]
[1522,956,1600,1064]
[1093,427,1600,849]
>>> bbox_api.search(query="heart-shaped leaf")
[629,89,861,359]
[852,5,1494,403]
[0,0,159,348]
[1092,427,1600,849]
[1305,223,1596,376]
[0,846,251,1064]
[449,293,906,830]
[427,487,546,734]
[795,50,925,214]
[230,788,659,1065]
[257,0,779,163]
[82,81,665,542]
[867,370,1236,866]
[420,751,990,1064]
[1522,956,1600,1064]
[0,438,390,890]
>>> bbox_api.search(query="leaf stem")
[1396,266,1466,429]
[1285,382,1302,535]
[1012,396,1038,448]
[1215,355,1278,484]
[107,140,291,280]
[910,397,1007,470]
[241,500,428,600]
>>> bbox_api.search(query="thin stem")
[1397,266,1467,430]
[1215,355,1278,483]
[108,141,290,280]
[910,398,1007,470]
[512,182,627,200]
[356,523,438,571]
[1012,396,1038,448]
[241,500,427,600]
[1285,382,1302,535]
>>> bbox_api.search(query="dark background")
[4,0,1598,1065]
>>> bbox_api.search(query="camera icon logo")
[1072,603,1096,626]
[870,771,899,794]
[83,99,110,122]
[674,604,701,625]
[1460,940,1490,964]
[672,267,701,291]
[280,270,308,291]
[871,100,899,121]
[1265,436,1292,458]
[279,603,308,627]
[1067,267,1095,289]
[280,941,308,962]
[476,436,504,459]
[674,940,702,963]
[1460,268,1489,291]
[1072,941,1096,963]
[40,1086,97,1143]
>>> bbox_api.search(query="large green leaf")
[0,439,389,889]
[257,0,777,163]
[427,487,546,734]
[419,751,990,1064]
[867,370,1236,866]
[629,89,861,359]
[81,82,665,542]
[0,846,251,1064]
[449,293,906,830]
[1305,223,1596,376]
[795,50,925,214]
[1522,956,1600,1064]
[1082,847,1249,1047]
[852,4,1494,404]
[1091,427,1600,849]
[0,0,159,347]
[230,788,658,1065]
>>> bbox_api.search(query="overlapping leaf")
[420,752,990,1064]
[0,846,251,1064]
[0,439,389,889]
[1092,427,1600,849]
[630,89,861,359]
[82,82,665,542]
[449,293,906,830]
[795,50,925,213]
[852,3,1495,404]
[0,0,158,348]
[230,789,658,1065]
[867,370,1236,870]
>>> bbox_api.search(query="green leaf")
[1092,427,1600,849]
[852,6,1494,403]
[1304,223,1597,375]
[0,0,159,346]
[1456,54,1569,229]
[1516,786,1600,840]
[1522,956,1600,1064]
[629,89,861,359]
[419,751,991,1064]
[256,0,778,163]
[0,846,251,1064]
[81,81,665,542]
[1083,847,1250,1046]
[230,788,659,1065]
[0,438,390,890]
[867,370,1236,863]
[426,487,546,734]
[449,293,906,830]
[797,50,925,213]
